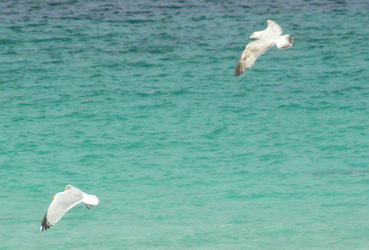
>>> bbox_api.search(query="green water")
[1,1,369,249]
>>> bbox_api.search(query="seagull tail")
[82,193,99,208]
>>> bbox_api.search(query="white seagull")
[40,185,99,231]
[235,19,293,76]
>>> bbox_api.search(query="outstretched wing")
[235,39,274,76]
[40,188,83,231]
[249,19,282,40]
[266,19,283,36]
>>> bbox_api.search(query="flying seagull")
[235,19,293,76]
[40,185,99,231]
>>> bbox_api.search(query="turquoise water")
[1,1,369,249]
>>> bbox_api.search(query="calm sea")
[0,0,369,249]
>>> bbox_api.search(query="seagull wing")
[266,19,283,36]
[40,187,83,231]
[235,39,274,76]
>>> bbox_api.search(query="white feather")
[235,19,293,76]
[40,185,99,231]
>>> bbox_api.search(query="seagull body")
[235,19,293,76]
[40,185,99,231]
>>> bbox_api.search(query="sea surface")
[0,0,369,249]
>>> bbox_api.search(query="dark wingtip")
[40,214,51,232]
[234,62,243,77]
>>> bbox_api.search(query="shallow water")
[0,0,369,249]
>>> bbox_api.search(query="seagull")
[40,185,99,231]
[235,19,293,76]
